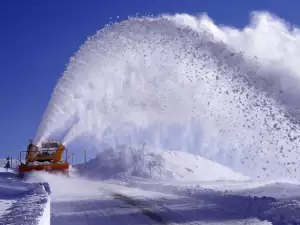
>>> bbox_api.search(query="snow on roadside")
[74,147,249,182]
[0,200,14,218]
[38,196,50,225]
[0,169,51,225]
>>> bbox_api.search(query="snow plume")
[34,11,300,180]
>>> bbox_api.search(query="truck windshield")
[41,142,59,149]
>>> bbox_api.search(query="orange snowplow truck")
[18,140,69,177]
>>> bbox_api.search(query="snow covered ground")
[20,149,300,225]
[0,168,51,225]
[74,146,249,182]
[1,148,300,225]
[1,149,300,224]
[27,170,300,225]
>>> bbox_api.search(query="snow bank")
[161,150,249,181]
[38,196,50,225]
[0,199,14,218]
[0,170,51,225]
[74,146,249,182]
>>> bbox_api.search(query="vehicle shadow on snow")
[50,191,300,225]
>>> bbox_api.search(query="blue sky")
[0,0,299,160]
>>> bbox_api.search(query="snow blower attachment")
[18,140,69,177]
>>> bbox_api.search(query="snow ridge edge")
[0,182,51,225]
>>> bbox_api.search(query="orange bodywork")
[18,162,69,174]
[18,141,70,177]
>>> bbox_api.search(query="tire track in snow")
[112,193,168,224]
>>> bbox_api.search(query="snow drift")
[34,11,300,181]
[75,146,249,181]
